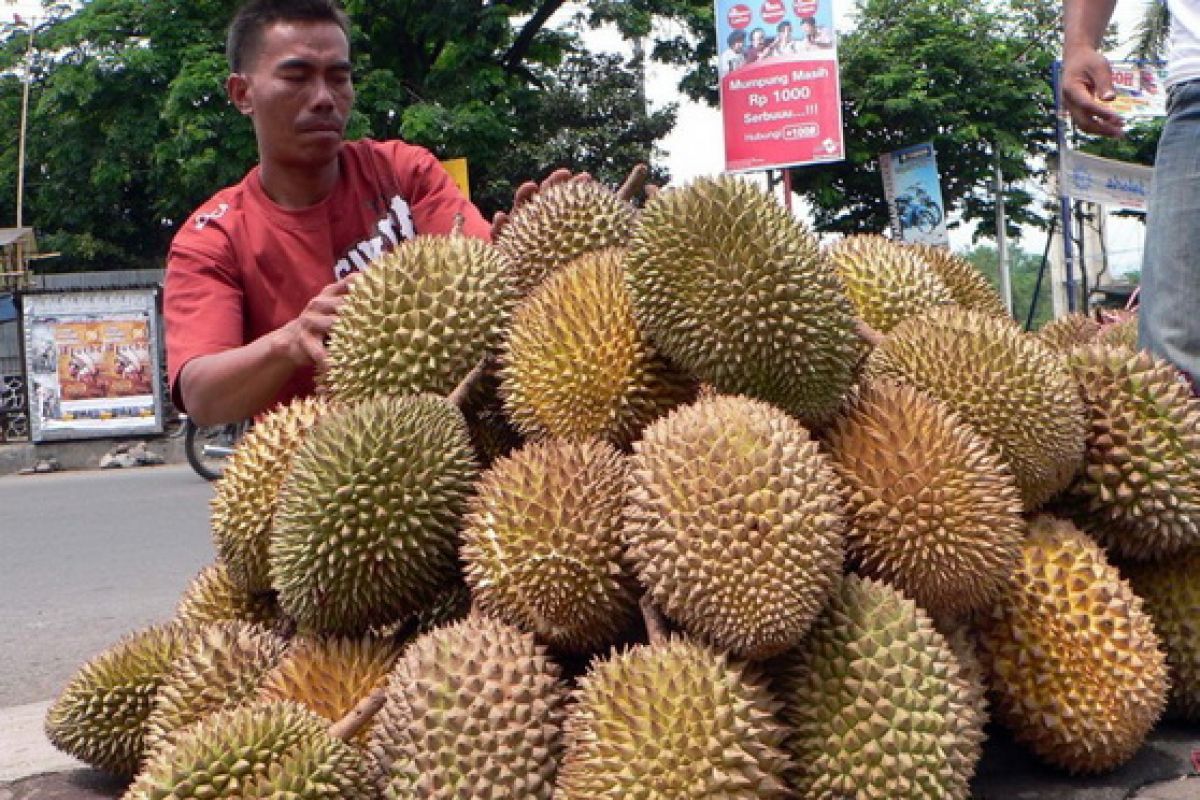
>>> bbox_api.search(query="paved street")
[0,465,214,707]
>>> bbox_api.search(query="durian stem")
[447,357,487,408]
[618,163,650,203]
[328,688,386,741]
[855,319,886,348]
[640,594,669,646]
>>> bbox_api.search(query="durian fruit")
[143,621,288,758]
[210,395,332,593]
[322,234,515,403]
[777,575,986,799]
[826,234,953,335]
[975,516,1168,774]
[625,175,860,423]
[122,701,377,799]
[257,635,401,744]
[867,305,1087,509]
[1096,312,1139,351]
[461,437,640,652]
[1068,345,1200,559]
[1123,551,1200,719]
[368,616,569,799]
[496,180,636,297]
[458,361,523,467]
[1037,312,1102,353]
[823,378,1024,618]
[625,393,845,660]
[44,624,189,777]
[500,249,696,447]
[174,562,281,628]
[910,243,1010,318]
[270,394,479,634]
[555,637,792,798]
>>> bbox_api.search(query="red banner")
[721,58,844,171]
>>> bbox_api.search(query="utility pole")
[15,15,34,229]
[995,145,1013,316]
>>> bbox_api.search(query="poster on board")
[22,289,164,442]
[715,0,845,171]
[879,142,950,246]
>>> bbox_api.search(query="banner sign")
[878,142,950,246]
[1106,60,1168,120]
[716,0,845,171]
[1059,149,1153,211]
[22,289,164,442]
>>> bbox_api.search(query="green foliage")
[0,1,710,270]
[788,0,1059,239]
[963,244,1053,330]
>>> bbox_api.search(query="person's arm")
[178,277,352,425]
[1062,0,1124,137]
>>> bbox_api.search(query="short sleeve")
[163,232,244,412]
[390,144,492,241]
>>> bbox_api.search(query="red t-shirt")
[164,138,490,412]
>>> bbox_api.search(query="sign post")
[715,0,844,172]
[878,142,950,246]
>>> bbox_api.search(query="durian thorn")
[328,688,386,742]
[447,356,489,409]
[640,594,669,646]
[451,213,466,236]
[618,163,650,203]
[855,319,886,348]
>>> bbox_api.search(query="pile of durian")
[45,172,1200,798]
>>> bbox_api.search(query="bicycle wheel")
[185,419,232,481]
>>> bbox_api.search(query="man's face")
[751,31,764,47]
[733,39,745,53]
[227,21,354,170]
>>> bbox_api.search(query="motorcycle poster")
[715,0,845,171]
[879,142,950,246]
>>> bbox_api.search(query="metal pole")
[16,21,34,229]
[995,146,1013,316]
[1052,60,1078,313]
[782,168,793,212]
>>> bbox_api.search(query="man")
[798,17,833,50]
[719,30,747,77]
[745,27,768,64]
[166,0,496,425]
[1063,0,1200,393]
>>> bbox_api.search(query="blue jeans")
[1141,79,1200,390]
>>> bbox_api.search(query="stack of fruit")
[44,172,1199,798]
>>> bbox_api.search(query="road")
[0,465,214,707]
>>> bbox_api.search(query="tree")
[963,244,1053,330]
[787,0,1060,238]
[0,0,713,271]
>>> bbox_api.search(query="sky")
[6,0,1157,264]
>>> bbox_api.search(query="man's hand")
[277,274,357,369]
[1062,44,1125,138]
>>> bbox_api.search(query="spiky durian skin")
[322,234,515,403]
[866,306,1087,510]
[210,396,332,593]
[1068,345,1200,559]
[626,394,845,660]
[778,575,985,800]
[823,379,1024,618]
[123,701,376,799]
[368,616,568,799]
[496,180,636,297]
[174,562,281,628]
[461,438,640,652]
[144,622,288,759]
[909,243,1009,318]
[270,395,479,634]
[1123,551,1200,719]
[826,235,953,334]
[625,175,859,423]
[976,516,1167,774]
[257,635,401,742]
[1037,312,1102,353]
[1096,313,1139,351]
[44,624,189,777]
[555,637,791,799]
[500,249,696,447]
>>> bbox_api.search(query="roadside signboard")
[1106,61,1168,120]
[21,289,164,442]
[878,142,950,246]
[715,0,845,171]
[1058,150,1153,211]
